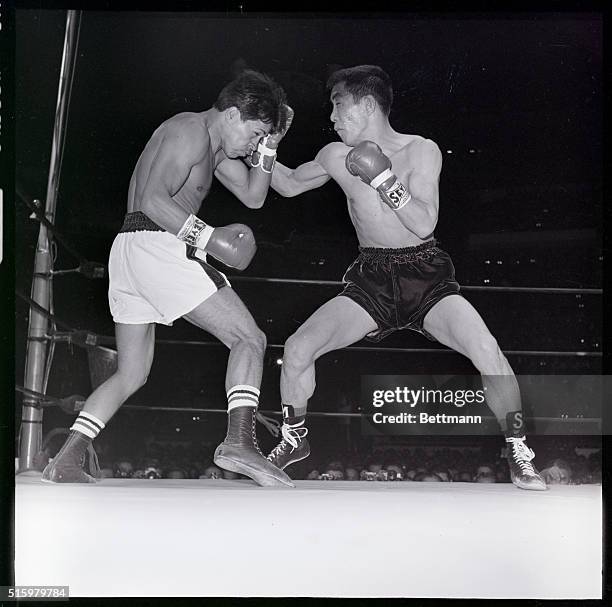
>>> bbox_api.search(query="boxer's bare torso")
[317,134,435,248]
[127,112,226,217]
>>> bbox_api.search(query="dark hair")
[326,65,393,116]
[214,69,288,132]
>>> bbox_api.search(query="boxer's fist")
[346,140,412,211]
[250,105,294,173]
[265,105,294,150]
[206,223,256,270]
[345,140,391,185]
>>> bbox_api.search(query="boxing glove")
[250,105,294,173]
[205,223,256,270]
[345,140,412,211]
[177,214,256,270]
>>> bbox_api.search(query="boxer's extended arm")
[271,146,332,197]
[140,124,208,233]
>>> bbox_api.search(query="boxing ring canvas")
[15,475,601,598]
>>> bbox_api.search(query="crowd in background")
[33,430,602,486]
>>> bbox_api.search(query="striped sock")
[70,411,106,440]
[227,385,260,411]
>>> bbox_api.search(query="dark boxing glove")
[345,140,412,211]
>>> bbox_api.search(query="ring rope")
[229,275,602,295]
[17,190,601,295]
[12,387,602,426]
[17,290,602,358]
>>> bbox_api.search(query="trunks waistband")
[119,212,165,233]
[358,239,438,262]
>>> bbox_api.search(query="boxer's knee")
[115,365,149,395]
[469,333,510,374]
[230,322,267,357]
[283,331,316,373]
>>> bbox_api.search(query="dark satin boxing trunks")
[340,239,462,342]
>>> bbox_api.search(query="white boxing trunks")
[108,212,229,325]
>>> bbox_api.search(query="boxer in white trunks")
[43,70,294,487]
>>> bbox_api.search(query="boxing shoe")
[267,421,310,471]
[41,430,100,484]
[504,435,547,491]
[214,406,294,487]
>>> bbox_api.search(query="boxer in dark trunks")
[267,65,546,490]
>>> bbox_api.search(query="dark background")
[14,11,603,446]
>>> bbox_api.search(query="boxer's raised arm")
[215,157,273,209]
[215,105,294,208]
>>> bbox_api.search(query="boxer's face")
[330,84,368,146]
[224,108,271,157]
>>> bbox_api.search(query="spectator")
[434,470,450,482]
[405,469,417,481]
[166,468,186,479]
[540,459,572,485]
[345,467,359,481]
[416,472,443,482]
[200,465,223,479]
[386,464,404,480]
[474,464,496,483]
[114,460,134,478]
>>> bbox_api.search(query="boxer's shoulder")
[152,112,211,159]
[158,112,209,139]
[316,141,350,167]
[392,134,438,153]
[392,136,442,171]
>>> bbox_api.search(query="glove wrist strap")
[380,180,412,211]
[177,214,215,249]
[251,138,277,171]
[370,168,394,190]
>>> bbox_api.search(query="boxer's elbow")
[141,195,164,223]
[414,204,438,238]
[274,186,298,198]
[242,194,266,209]
[413,222,436,240]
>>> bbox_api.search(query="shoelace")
[250,412,264,457]
[506,437,537,475]
[87,443,101,479]
[268,424,308,460]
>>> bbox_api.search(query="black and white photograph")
[4,5,605,600]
